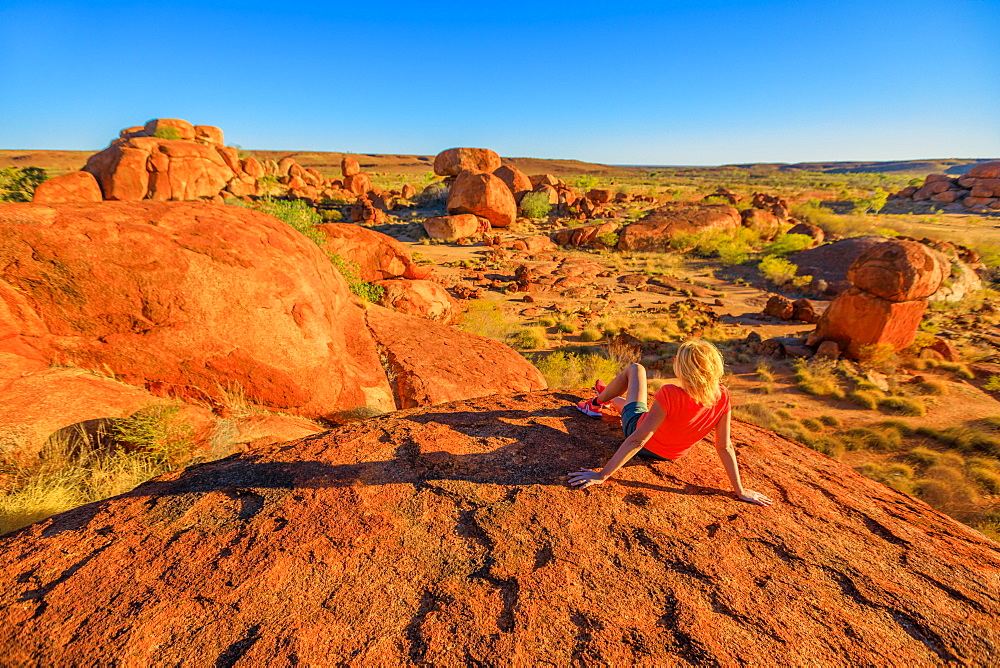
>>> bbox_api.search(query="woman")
[568,339,772,506]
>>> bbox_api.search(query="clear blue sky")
[1,0,997,165]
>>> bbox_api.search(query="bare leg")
[597,363,647,405]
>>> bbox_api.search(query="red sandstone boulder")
[847,240,945,302]
[193,125,224,145]
[375,279,458,323]
[341,156,360,177]
[493,165,532,199]
[807,287,928,357]
[0,202,395,421]
[365,305,545,408]
[789,236,890,295]
[343,173,372,196]
[241,157,264,179]
[968,161,1000,179]
[1,391,996,665]
[913,181,951,200]
[433,148,502,177]
[31,172,103,203]
[83,146,150,200]
[447,170,517,228]
[423,214,485,242]
[143,118,196,141]
[617,204,741,252]
[740,208,783,240]
[530,174,561,188]
[314,223,430,281]
[552,221,619,248]
[401,184,416,199]
[531,183,559,205]
[277,157,296,176]
[763,295,794,320]
[587,188,613,204]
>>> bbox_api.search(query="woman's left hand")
[568,469,606,489]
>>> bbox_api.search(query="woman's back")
[639,384,731,459]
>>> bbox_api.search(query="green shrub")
[762,234,814,256]
[556,321,576,334]
[758,256,811,287]
[530,351,620,390]
[0,166,47,202]
[520,192,553,219]
[321,209,344,222]
[575,175,599,191]
[152,126,183,140]
[537,316,557,328]
[508,327,548,350]
[580,328,602,342]
[596,232,620,247]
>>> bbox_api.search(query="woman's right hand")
[568,469,606,489]
[737,489,773,506]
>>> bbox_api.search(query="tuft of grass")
[848,389,884,410]
[878,396,926,417]
[793,359,845,399]
[460,299,512,340]
[856,461,915,493]
[508,326,548,350]
[843,427,902,451]
[755,360,775,382]
[818,414,841,427]
[579,328,602,342]
[906,447,940,467]
[916,379,948,395]
[556,321,577,334]
[800,417,824,432]
[114,404,194,464]
[152,126,183,140]
[733,403,780,431]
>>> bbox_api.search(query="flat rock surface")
[0,391,998,665]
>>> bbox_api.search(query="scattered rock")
[314,223,430,281]
[815,340,840,359]
[423,214,486,242]
[786,222,825,246]
[617,204,741,252]
[763,295,794,320]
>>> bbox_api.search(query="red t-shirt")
[637,384,731,459]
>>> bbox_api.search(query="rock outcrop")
[374,279,458,323]
[30,171,103,203]
[0,391,996,665]
[617,204,741,251]
[890,162,1000,212]
[808,240,944,357]
[364,306,545,408]
[0,202,395,422]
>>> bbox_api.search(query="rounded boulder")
[433,148,502,177]
[446,170,517,228]
[847,240,945,302]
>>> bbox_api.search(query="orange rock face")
[493,164,532,197]
[0,392,996,665]
[193,125,224,145]
[241,156,264,178]
[31,171,103,203]
[447,170,517,228]
[423,213,485,241]
[0,202,394,420]
[808,287,928,357]
[617,204,741,251]
[847,240,944,302]
[433,148,502,177]
[968,161,1000,179]
[314,223,429,281]
[740,208,783,240]
[375,279,458,322]
[84,145,150,200]
[365,306,546,408]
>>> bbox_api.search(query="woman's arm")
[714,409,773,506]
[568,402,667,489]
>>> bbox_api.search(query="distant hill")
[726,159,995,176]
[0,149,993,180]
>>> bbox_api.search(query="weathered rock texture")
[0,391,997,665]
[617,204,741,251]
[0,202,395,421]
[808,240,944,357]
[364,306,545,408]
[30,171,103,204]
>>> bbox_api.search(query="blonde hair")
[673,339,724,406]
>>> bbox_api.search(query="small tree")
[853,187,889,215]
[519,192,552,219]
[0,166,47,202]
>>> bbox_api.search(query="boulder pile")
[1,391,997,665]
[0,201,545,460]
[30,119,361,205]
[807,240,945,357]
[889,161,1000,212]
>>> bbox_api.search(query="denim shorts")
[622,401,671,461]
